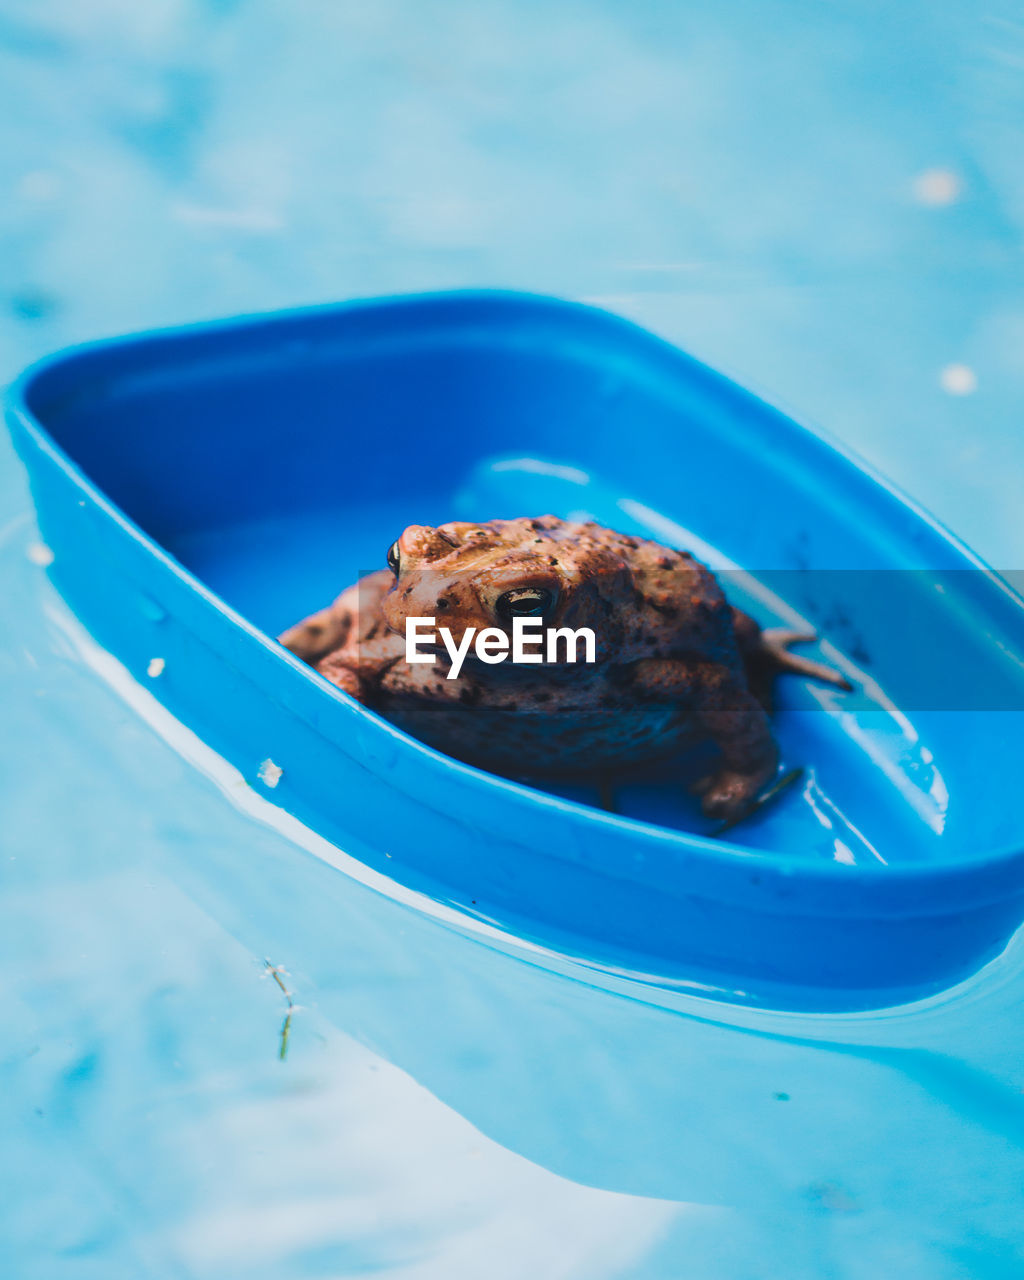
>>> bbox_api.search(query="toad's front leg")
[279,571,400,700]
[630,658,778,821]
[278,599,352,663]
[279,570,398,665]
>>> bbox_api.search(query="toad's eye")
[496,587,554,622]
[386,541,401,575]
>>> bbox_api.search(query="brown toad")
[279,516,849,822]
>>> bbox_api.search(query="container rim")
[7,287,1024,906]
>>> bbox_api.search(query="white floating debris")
[913,168,962,206]
[258,758,283,788]
[940,363,977,396]
[146,657,165,678]
[26,541,54,566]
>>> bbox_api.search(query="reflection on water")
[4,483,1024,1277]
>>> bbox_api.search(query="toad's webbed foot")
[759,628,853,690]
[731,609,852,692]
[690,762,778,822]
[708,766,805,835]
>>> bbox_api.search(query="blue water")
[2,2,1024,1276]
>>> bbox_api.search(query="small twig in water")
[264,959,295,1061]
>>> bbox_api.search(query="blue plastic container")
[8,291,1024,1011]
